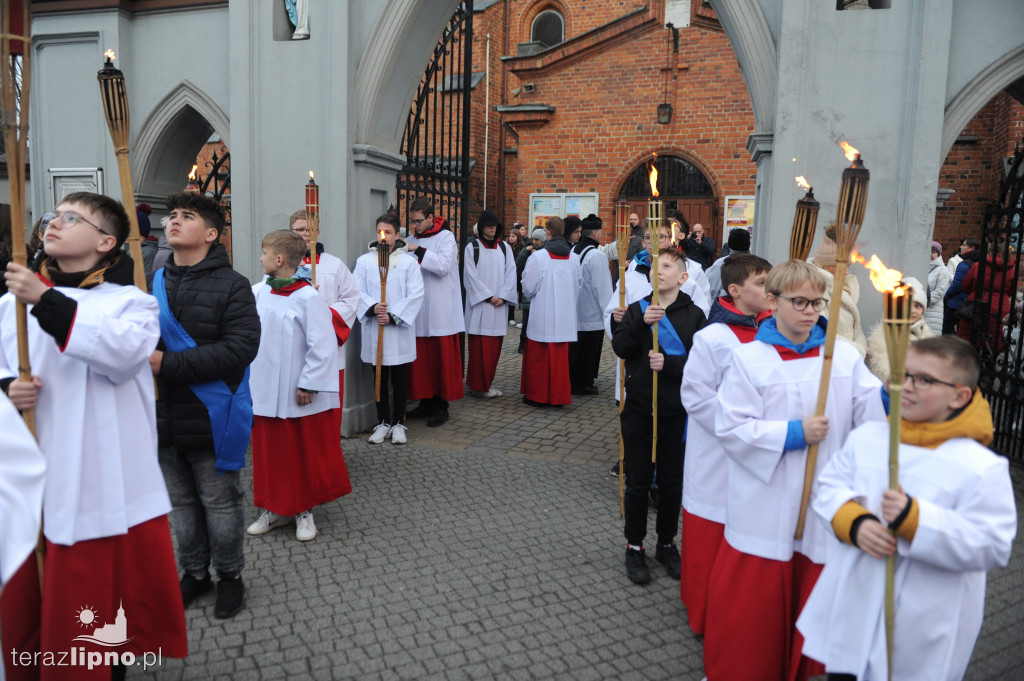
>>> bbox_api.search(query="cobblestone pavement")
[136,325,1024,680]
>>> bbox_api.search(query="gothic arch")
[708,0,777,133]
[132,81,230,204]
[612,147,723,204]
[942,44,1024,160]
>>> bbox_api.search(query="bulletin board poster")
[564,194,598,219]
[530,194,563,230]
[724,196,756,235]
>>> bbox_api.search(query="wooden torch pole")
[375,232,389,402]
[615,199,630,517]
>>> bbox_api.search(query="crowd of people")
[0,189,1018,681]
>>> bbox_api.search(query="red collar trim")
[548,253,570,260]
[415,216,447,239]
[773,345,821,361]
[36,273,55,288]
[270,281,312,296]
[302,254,321,265]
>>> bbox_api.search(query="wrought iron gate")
[196,143,232,258]
[395,1,474,271]
[970,138,1024,460]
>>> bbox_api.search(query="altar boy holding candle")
[463,210,517,397]
[678,253,773,634]
[798,335,1016,681]
[703,260,887,681]
[289,209,360,428]
[354,213,424,444]
[405,196,464,427]
[247,230,351,543]
[520,216,581,407]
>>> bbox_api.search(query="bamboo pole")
[790,183,820,262]
[881,285,913,681]
[375,235,390,402]
[795,153,870,540]
[2,0,42,587]
[97,54,146,291]
[648,200,662,464]
[615,200,630,517]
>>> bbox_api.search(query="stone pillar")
[746,132,774,258]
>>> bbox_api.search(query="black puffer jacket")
[156,244,260,452]
[611,292,707,416]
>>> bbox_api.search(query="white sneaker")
[368,423,392,444]
[246,510,292,535]
[508,320,516,326]
[484,386,504,398]
[295,511,317,541]
[390,423,407,444]
[515,323,523,328]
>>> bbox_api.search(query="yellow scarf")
[899,389,993,449]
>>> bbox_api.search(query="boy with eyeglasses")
[404,196,464,427]
[703,260,886,681]
[798,335,1016,681]
[0,192,188,677]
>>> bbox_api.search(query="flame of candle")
[187,165,198,181]
[796,176,811,191]
[839,141,859,162]
[309,170,315,183]
[648,155,659,198]
[851,250,903,292]
[104,49,116,61]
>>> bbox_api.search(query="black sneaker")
[609,462,620,477]
[427,408,450,427]
[214,576,245,619]
[625,548,651,584]
[655,543,682,580]
[577,385,599,396]
[180,574,213,608]
[407,400,433,419]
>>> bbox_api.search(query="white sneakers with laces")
[246,510,293,535]
[295,511,316,541]
[390,423,408,444]
[368,423,392,444]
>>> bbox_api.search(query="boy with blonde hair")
[247,230,350,542]
[704,260,886,681]
[798,336,1016,681]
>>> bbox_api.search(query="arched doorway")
[618,155,717,243]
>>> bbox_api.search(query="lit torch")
[375,227,390,402]
[185,165,200,193]
[795,141,871,541]
[790,176,820,261]
[859,252,911,681]
[648,158,661,464]
[305,171,320,287]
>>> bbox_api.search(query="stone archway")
[942,44,1024,160]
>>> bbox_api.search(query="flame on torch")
[796,176,811,191]
[379,229,386,242]
[648,154,659,198]
[188,165,198,181]
[104,49,116,61]
[839,141,860,162]
[851,250,904,293]
[309,170,315,182]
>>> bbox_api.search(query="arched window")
[531,10,564,48]
[620,156,713,199]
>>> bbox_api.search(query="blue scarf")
[633,251,650,269]
[153,270,252,472]
[638,299,687,357]
[754,316,828,354]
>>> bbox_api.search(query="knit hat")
[902,276,927,308]
[531,228,546,241]
[581,213,602,234]
[727,227,751,252]
[136,203,152,237]
[812,223,838,268]
[564,215,583,239]
[477,209,503,238]
[930,241,942,255]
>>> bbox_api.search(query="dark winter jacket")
[707,296,773,341]
[943,249,981,309]
[957,253,1017,353]
[683,234,715,270]
[611,291,707,416]
[156,244,260,452]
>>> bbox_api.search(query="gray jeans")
[159,446,245,578]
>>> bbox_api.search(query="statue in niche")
[285,0,310,40]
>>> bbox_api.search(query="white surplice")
[354,243,425,365]
[307,250,359,371]
[0,393,45,586]
[572,242,613,332]
[463,239,517,336]
[521,248,582,343]
[406,228,465,337]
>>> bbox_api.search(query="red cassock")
[1,516,188,681]
[252,412,352,517]
[703,543,825,681]
[679,509,725,636]
[519,339,571,405]
[466,334,503,392]
[406,335,464,401]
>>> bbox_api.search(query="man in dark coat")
[683,223,715,270]
[150,192,260,619]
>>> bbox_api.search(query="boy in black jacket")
[612,245,706,585]
[150,192,260,619]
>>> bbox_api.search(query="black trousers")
[621,404,685,547]
[569,329,604,390]
[374,363,408,425]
